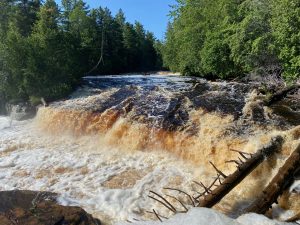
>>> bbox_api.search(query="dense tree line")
[0,0,162,106]
[162,0,300,81]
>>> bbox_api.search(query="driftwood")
[246,143,300,214]
[148,136,284,215]
[198,136,284,208]
[265,84,300,106]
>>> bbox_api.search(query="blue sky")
[58,0,177,40]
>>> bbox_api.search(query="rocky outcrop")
[0,190,101,225]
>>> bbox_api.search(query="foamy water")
[0,116,201,224]
[0,75,299,224]
[0,117,11,130]
[1,117,298,225]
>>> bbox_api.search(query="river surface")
[0,75,299,224]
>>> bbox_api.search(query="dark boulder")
[0,190,101,225]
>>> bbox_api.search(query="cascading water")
[0,75,299,224]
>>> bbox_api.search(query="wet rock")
[270,103,300,126]
[162,96,190,131]
[249,103,266,122]
[6,103,36,120]
[53,76,298,133]
[0,190,101,225]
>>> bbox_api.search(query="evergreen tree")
[0,0,14,39]
[229,0,277,74]
[162,0,298,81]
[162,22,179,72]
[0,0,163,108]
[24,0,74,100]
[122,22,140,71]
[0,22,28,100]
[271,0,300,81]
[12,0,41,36]
[115,9,126,28]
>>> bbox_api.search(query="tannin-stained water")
[0,75,299,224]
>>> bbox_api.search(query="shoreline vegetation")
[162,0,300,82]
[0,0,164,109]
[0,0,299,112]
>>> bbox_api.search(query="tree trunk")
[198,136,284,208]
[265,84,300,106]
[246,143,300,214]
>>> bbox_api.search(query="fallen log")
[246,143,300,214]
[198,136,284,208]
[265,84,300,106]
[148,136,284,215]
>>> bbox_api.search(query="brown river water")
[0,75,299,224]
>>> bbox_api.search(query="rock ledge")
[0,190,101,225]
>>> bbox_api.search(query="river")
[0,74,299,224]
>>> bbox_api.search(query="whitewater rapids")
[0,75,299,224]
[0,116,201,223]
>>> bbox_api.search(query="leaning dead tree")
[197,136,284,208]
[246,143,300,214]
[148,136,284,217]
[265,84,300,106]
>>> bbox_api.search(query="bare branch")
[146,211,168,220]
[148,195,176,213]
[165,194,188,212]
[225,160,241,166]
[149,191,177,212]
[163,188,195,207]
[230,149,253,157]
[238,157,244,164]
[194,181,212,194]
[209,161,227,178]
[153,209,163,222]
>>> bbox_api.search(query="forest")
[0,0,299,108]
[163,0,300,81]
[0,0,162,105]
[0,1,299,224]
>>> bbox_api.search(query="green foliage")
[29,96,42,106]
[200,32,235,79]
[0,0,162,107]
[24,0,74,100]
[271,0,300,81]
[229,0,276,73]
[0,22,28,100]
[162,23,180,72]
[163,0,299,81]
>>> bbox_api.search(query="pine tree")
[0,0,163,107]
[25,0,74,100]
